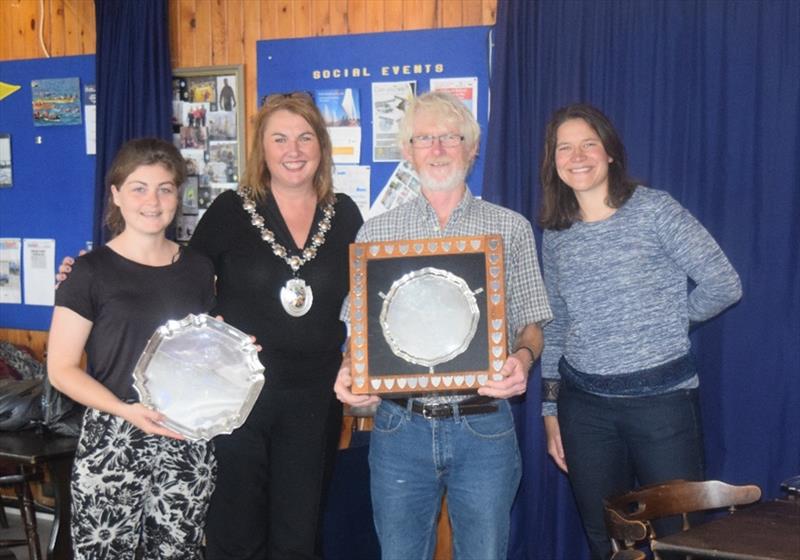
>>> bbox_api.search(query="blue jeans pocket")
[462,404,516,438]
[372,402,406,433]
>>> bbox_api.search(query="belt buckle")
[421,403,453,419]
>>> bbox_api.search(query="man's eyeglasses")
[409,133,465,149]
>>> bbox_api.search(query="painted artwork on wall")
[31,77,82,126]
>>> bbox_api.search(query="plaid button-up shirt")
[341,188,552,403]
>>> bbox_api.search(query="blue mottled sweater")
[541,186,742,415]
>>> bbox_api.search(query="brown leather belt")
[389,396,498,419]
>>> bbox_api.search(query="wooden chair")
[0,464,43,560]
[604,479,762,560]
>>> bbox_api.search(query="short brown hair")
[539,104,636,230]
[244,92,334,204]
[104,138,186,236]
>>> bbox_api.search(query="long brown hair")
[104,138,186,236]
[539,104,636,230]
[243,92,334,204]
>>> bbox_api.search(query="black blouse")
[190,190,363,386]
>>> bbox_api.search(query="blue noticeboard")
[257,26,492,202]
[0,55,96,330]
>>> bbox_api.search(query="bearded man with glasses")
[335,91,552,560]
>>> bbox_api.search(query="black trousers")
[204,376,342,560]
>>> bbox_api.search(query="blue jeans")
[558,382,705,560]
[369,399,521,560]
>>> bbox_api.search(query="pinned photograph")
[179,126,208,150]
[181,148,206,176]
[208,111,237,141]
[216,76,237,111]
[181,102,210,128]
[187,76,217,104]
[208,141,238,183]
[31,77,82,126]
[182,175,199,215]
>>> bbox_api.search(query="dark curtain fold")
[484,1,800,558]
[93,0,173,244]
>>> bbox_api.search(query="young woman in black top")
[48,138,217,558]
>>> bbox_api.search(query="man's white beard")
[418,166,468,192]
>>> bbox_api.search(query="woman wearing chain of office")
[189,93,362,559]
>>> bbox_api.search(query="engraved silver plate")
[132,314,265,441]
[379,267,481,369]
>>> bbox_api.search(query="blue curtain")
[93,0,173,244]
[483,1,800,558]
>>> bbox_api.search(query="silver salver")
[132,314,265,441]
[379,267,483,372]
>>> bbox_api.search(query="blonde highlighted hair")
[243,92,334,204]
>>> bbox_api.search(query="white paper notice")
[333,165,371,220]
[0,238,22,304]
[328,127,362,164]
[84,84,97,155]
[23,238,55,306]
[371,81,416,162]
[316,88,363,164]
[430,77,479,119]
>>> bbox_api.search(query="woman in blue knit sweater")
[538,104,742,559]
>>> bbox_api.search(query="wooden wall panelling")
[46,0,66,57]
[3,0,41,60]
[210,0,228,64]
[0,0,98,60]
[225,0,244,64]
[272,0,296,39]
[258,0,273,40]
[363,0,385,33]
[481,0,496,25]
[346,0,368,34]
[242,1,262,151]
[441,0,463,27]
[383,0,404,31]
[310,0,332,36]
[462,0,484,26]
[62,0,94,56]
[291,1,313,38]
[194,0,213,66]
[176,0,198,67]
[404,0,438,29]
[330,0,350,35]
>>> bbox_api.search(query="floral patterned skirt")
[71,408,216,559]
